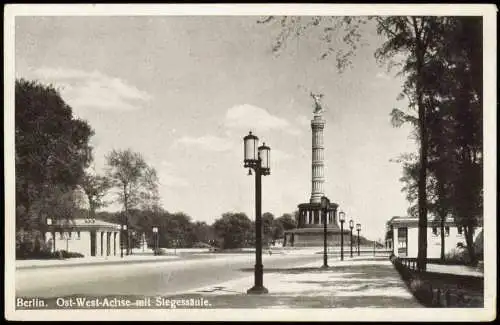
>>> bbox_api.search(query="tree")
[213,213,253,249]
[139,166,161,212]
[105,148,161,254]
[191,221,214,244]
[165,212,194,247]
[429,17,483,263]
[15,78,94,233]
[375,16,447,271]
[271,219,285,241]
[276,213,297,231]
[257,16,368,73]
[80,169,111,221]
[105,149,160,212]
[17,184,84,258]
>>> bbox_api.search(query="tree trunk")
[414,18,428,271]
[463,226,476,265]
[440,216,445,261]
[123,183,129,254]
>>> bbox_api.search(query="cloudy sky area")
[15,16,417,241]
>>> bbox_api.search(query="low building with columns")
[385,216,483,259]
[45,218,122,257]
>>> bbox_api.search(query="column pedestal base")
[247,286,269,295]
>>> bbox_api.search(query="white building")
[45,218,122,257]
[385,216,483,259]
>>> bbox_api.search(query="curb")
[16,256,181,270]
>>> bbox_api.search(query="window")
[68,232,72,239]
[59,232,64,239]
[457,226,463,235]
[432,227,438,236]
[397,227,408,257]
[445,226,450,236]
[77,231,81,240]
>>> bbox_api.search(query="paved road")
[16,253,322,298]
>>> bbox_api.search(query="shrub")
[153,248,167,255]
[445,248,471,265]
[56,250,84,258]
[16,229,53,259]
[16,229,85,259]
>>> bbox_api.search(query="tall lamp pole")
[321,196,330,268]
[356,223,361,256]
[349,219,354,258]
[174,239,179,255]
[243,131,271,295]
[130,230,135,255]
[122,224,128,257]
[152,226,159,255]
[125,223,130,256]
[339,211,346,261]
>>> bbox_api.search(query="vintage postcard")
[4,4,497,322]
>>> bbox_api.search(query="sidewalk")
[426,263,484,278]
[167,257,423,308]
[16,254,180,270]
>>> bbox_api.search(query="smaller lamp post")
[338,211,346,261]
[130,230,136,255]
[152,226,159,256]
[349,219,354,258]
[120,224,127,258]
[123,224,128,255]
[173,239,179,255]
[356,223,361,256]
[46,217,55,252]
[321,196,330,268]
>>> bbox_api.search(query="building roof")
[387,216,458,227]
[48,218,121,230]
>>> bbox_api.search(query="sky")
[15,15,418,241]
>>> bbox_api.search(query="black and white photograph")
[4,4,496,322]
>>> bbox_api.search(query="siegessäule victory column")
[283,93,349,248]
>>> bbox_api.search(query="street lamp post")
[243,131,271,295]
[121,224,127,258]
[349,219,354,258]
[339,211,346,261]
[46,217,55,253]
[321,196,330,268]
[152,226,159,256]
[124,224,128,255]
[356,223,361,256]
[130,230,135,255]
[126,224,130,256]
[173,240,179,255]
